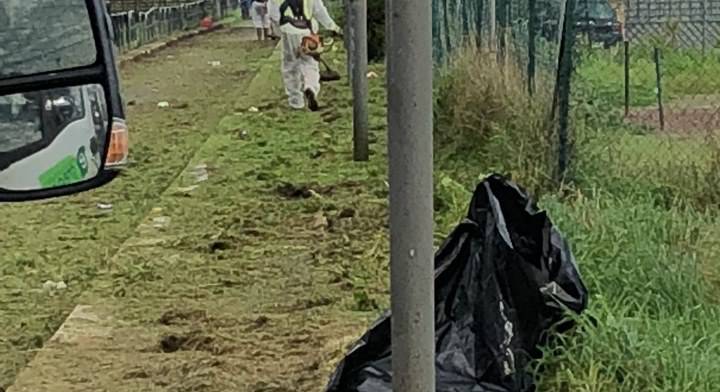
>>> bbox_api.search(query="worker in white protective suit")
[268,0,342,111]
[250,0,271,40]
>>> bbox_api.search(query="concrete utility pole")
[351,0,369,161]
[386,0,435,391]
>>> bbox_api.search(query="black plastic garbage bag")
[325,174,588,392]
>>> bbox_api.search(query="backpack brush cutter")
[299,33,342,82]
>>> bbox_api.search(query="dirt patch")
[626,104,720,135]
[275,182,336,199]
[159,331,229,354]
[159,309,210,326]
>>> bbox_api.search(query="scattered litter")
[311,212,329,230]
[157,101,170,108]
[239,130,249,139]
[42,280,68,292]
[248,106,260,113]
[152,216,171,228]
[96,203,113,210]
[151,207,163,214]
[176,185,200,195]
[191,164,209,182]
[167,55,175,59]
[208,60,221,67]
[326,174,588,392]
[367,71,379,79]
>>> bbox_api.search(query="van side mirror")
[0,0,127,202]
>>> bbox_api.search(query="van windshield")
[0,0,96,78]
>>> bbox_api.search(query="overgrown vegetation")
[433,44,720,390]
[434,46,555,197]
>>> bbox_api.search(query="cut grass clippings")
[0,30,274,388]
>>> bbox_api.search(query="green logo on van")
[38,147,89,188]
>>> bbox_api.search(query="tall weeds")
[434,45,556,196]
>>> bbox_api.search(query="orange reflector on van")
[105,118,128,168]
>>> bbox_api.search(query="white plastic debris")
[43,280,55,291]
[191,164,209,182]
[367,71,379,79]
[97,203,113,210]
[176,185,200,193]
[157,101,170,108]
[248,106,260,113]
[208,60,221,67]
[43,280,67,292]
[152,216,171,228]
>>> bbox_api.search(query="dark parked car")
[575,0,623,47]
[538,0,622,48]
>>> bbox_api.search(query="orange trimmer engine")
[300,34,323,57]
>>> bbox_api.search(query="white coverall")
[250,1,271,29]
[268,0,341,109]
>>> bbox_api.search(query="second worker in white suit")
[268,0,341,111]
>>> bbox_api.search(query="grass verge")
[434,46,720,391]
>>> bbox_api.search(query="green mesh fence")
[432,0,579,181]
[432,0,567,71]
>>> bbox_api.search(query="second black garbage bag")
[325,174,589,392]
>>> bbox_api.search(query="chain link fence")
[107,0,236,52]
[432,0,576,186]
[619,0,720,134]
[567,0,720,206]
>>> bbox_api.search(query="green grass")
[576,46,720,107]
[433,46,720,391]
[535,192,720,391]
[0,32,275,388]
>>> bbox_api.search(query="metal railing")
[108,0,236,52]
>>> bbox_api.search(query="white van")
[0,84,111,190]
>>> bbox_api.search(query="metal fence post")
[528,0,537,95]
[654,47,665,131]
[490,0,497,51]
[584,0,590,49]
[443,0,453,56]
[476,0,484,47]
[351,0,369,162]
[702,0,708,56]
[624,39,630,116]
[386,0,435,390]
[555,0,578,182]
